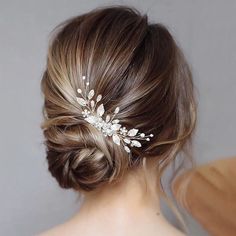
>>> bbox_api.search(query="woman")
[39,6,196,236]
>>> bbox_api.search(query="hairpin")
[75,75,154,153]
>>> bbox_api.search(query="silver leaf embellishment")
[124,138,131,144]
[84,116,97,125]
[111,124,121,131]
[106,115,110,122]
[112,119,119,124]
[124,146,131,153]
[114,107,120,114]
[97,104,105,117]
[128,128,139,136]
[131,140,142,147]
[90,100,95,107]
[88,89,95,100]
[112,134,121,145]
[96,94,102,102]
[76,97,87,106]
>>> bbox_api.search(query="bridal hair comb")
[76,75,154,153]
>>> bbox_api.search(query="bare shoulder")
[156,218,186,236]
[163,225,186,236]
[37,213,186,236]
[169,229,186,236]
[37,222,74,236]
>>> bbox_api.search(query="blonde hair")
[40,6,197,227]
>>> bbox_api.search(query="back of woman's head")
[41,6,196,193]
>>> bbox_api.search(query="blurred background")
[0,0,235,235]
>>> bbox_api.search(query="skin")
[39,158,185,236]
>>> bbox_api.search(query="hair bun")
[43,123,127,191]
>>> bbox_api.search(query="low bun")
[43,122,128,191]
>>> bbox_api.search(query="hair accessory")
[76,75,154,153]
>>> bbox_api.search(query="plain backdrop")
[0,0,235,235]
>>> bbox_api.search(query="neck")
[75,158,162,220]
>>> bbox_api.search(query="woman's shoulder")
[38,225,186,236]
[157,222,186,236]
[37,222,74,236]
[165,227,186,236]
[37,213,186,236]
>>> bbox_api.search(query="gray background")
[0,0,235,235]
